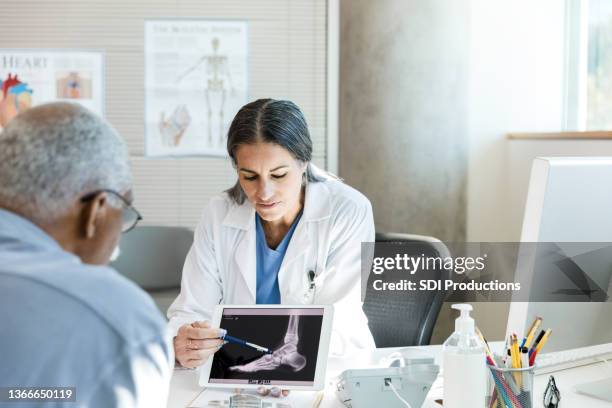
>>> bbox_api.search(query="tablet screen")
[209,307,324,387]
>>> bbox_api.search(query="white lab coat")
[167,170,376,352]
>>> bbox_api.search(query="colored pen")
[511,334,521,368]
[522,316,542,349]
[530,328,552,366]
[535,329,552,354]
[529,330,546,357]
[510,334,523,388]
[521,347,529,368]
[221,333,272,354]
[502,335,510,366]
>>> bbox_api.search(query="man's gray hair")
[0,102,132,222]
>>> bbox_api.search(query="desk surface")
[167,344,612,408]
[168,368,202,408]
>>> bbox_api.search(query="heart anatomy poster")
[0,50,104,130]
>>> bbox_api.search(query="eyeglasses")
[80,189,143,233]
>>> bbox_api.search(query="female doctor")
[168,99,375,369]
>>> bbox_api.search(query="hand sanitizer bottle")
[443,304,486,408]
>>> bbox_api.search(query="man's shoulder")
[0,267,171,405]
[3,260,167,346]
[64,264,167,344]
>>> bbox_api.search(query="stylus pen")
[222,333,272,354]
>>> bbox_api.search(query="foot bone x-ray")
[229,315,307,373]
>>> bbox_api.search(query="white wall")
[460,0,567,341]
[467,0,566,242]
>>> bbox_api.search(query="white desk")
[167,344,612,407]
[168,368,203,408]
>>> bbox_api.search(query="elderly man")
[0,103,180,407]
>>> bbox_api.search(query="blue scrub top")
[255,212,302,304]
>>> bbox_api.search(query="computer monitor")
[507,157,612,401]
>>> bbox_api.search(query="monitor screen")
[209,307,324,387]
[508,157,612,352]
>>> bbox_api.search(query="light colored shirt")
[255,212,302,304]
[0,209,173,408]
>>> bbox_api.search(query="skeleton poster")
[145,20,248,157]
[0,50,104,130]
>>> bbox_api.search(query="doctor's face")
[235,142,306,224]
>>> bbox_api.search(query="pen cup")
[486,364,535,408]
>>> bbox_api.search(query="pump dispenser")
[453,304,475,334]
[442,304,486,408]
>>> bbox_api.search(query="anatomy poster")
[0,50,104,130]
[145,20,248,157]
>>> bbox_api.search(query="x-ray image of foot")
[229,315,306,373]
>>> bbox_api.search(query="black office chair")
[363,232,450,347]
[110,225,193,315]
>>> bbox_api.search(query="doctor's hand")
[174,321,225,368]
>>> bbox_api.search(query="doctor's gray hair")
[226,98,325,204]
[0,102,131,223]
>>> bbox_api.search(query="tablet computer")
[199,304,333,391]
